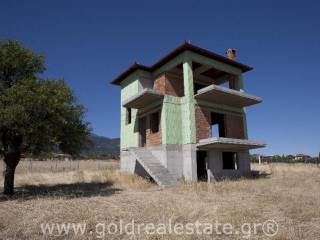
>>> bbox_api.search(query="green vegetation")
[81,134,119,158]
[251,154,319,164]
[0,40,90,195]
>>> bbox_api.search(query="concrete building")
[111,42,266,186]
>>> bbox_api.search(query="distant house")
[294,154,311,161]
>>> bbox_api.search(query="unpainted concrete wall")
[147,144,188,180]
[207,150,223,173]
[121,147,250,184]
[120,149,136,172]
[182,144,197,181]
[120,144,198,182]
[237,151,250,172]
[206,150,251,180]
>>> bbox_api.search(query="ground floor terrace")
[121,136,265,184]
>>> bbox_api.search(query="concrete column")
[207,150,223,173]
[238,151,251,172]
[182,58,196,144]
[235,75,248,139]
[183,59,195,98]
[182,144,197,181]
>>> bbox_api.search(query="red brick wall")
[196,106,211,142]
[165,72,184,97]
[154,73,184,97]
[195,106,245,141]
[154,74,166,94]
[146,113,162,146]
[224,114,244,139]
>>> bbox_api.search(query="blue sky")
[1,0,319,156]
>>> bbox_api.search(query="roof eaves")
[110,42,253,85]
[111,63,151,85]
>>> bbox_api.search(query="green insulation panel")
[181,60,196,144]
[161,96,182,144]
[120,73,140,149]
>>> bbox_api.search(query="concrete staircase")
[130,148,179,187]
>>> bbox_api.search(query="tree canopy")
[0,40,45,90]
[0,40,91,195]
[0,78,90,156]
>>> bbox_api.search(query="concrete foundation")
[120,149,136,172]
[121,144,195,181]
[120,145,251,184]
[206,150,250,181]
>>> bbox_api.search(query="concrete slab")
[195,84,262,107]
[197,137,266,150]
[122,89,164,109]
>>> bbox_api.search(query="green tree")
[0,40,90,195]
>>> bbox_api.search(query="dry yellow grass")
[0,159,119,174]
[0,162,319,239]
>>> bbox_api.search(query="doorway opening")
[222,152,239,170]
[197,151,207,181]
[211,112,225,137]
[139,117,146,147]
[150,111,160,133]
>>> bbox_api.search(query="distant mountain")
[81,133,120,156]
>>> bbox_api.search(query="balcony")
[122,89,164,109]
[197,137,266,150]
[195,84,262,108]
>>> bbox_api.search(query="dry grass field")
[0,161,319,239]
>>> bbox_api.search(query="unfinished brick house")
[111,42,265,186]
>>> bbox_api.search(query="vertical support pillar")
[235,75,248,139]
[238,151,251,172]
[181,55,197,181]
[182,56,196,144]
[183,59,194,98]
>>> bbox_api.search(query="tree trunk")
[4,164,16,195]
[3,152,21,195]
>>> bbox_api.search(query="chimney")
[226,48,236,61]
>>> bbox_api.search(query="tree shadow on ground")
[0,181,122,201]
